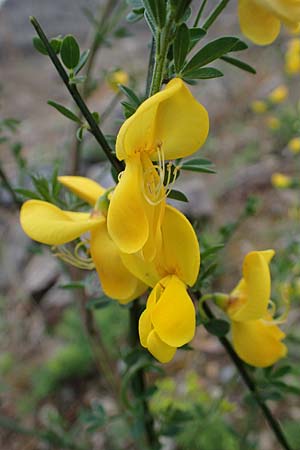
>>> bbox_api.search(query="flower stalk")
[202,301,292,450]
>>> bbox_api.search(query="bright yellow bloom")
[285,39,300,74]
[288,137,300,153]
[266,116,280,130]
[225,250,287,367]
[271,172,292,188]
[251,100,267,114]
[107,69,129,92]
[20,176,146,303]
[122,205,200,363]
[107,78,209,258]
[238,0,300,45]
[268,85,288,104]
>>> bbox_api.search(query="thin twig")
[0,164,21,207]
[202,302,293,450]
[129,300,160,449]
[29,16,124,174]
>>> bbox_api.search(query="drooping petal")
[107,154,149,254]
[20,200,103,245]
[158,206,200,286]
[147,329,177,363]
[151,275,195,347]
[58,176,106,206]
[232,319,287,367]
[238,0,281,45]
[90,222,146,303]
[116,78,209,160]
[229,250,274,322]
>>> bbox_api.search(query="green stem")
[149,16,174,96]
[202,0,230,31]
[202,302,293,450]
[0,164,21,207]
[146,37,156,97]
[129,300,159,449]
[29,16,124,174]
[193,0,208,27]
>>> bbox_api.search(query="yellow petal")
[147,330,177,363]
[58,176,105,206]
[116,78,209,160]
[139,308,153,347]
[158,205,200,286]
[107,155,149,254]
[151,275,195,347]
[232,319,287,367]
[238,0,281,45]
[20,200,103,245]
[121,252,161,288]
[90,222,146,302]
[229,250,274,322]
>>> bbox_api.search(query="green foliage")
[60,35,81,70]
[151,372,252,450]
[47,100,82,123]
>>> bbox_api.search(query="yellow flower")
[271,172,292,188]
[285,39,300,74]
[238,0,300,45]
[268,85,288,103]
[225,250,287,367]
[20,176,146,303]
[288,137,300,153]
[107,69,129,92]
[107,78,209,258]
[251,100,267,114]
[122,205,200,363]
[266,116,280,130]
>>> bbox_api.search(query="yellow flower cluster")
[20,79,287,367]
[238,0,300,45]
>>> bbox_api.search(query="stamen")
[141,144,179,206]
[52,242,95,270]
[262,284,291,326]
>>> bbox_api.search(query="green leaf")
[59,282,85,290]
[230,39,248,52]
[14,188,41,200]
[48,100,81,123]
[189,27,206,50]
[74,49,90,74]
[60,35,80,70]
[142,0,166,28]
[168,189,189,202]
[32,37,48,55]
[183,67,223,80]
[220,55,256,74]
[204,319,230,337]
[201,244,224,259]
[174,24,190,73]
[271,365,293,379]
[69,75,86,85]
[182,36,241,75]
[121,101,138,118]
[49,37,62,54]
[181,158,216,173]
[144,11,156,38]
[76,127,85,142]
[119,85,141,107]
[171,0,193,23]
[86,296,111,310]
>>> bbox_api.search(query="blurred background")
[1,1,300,449]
